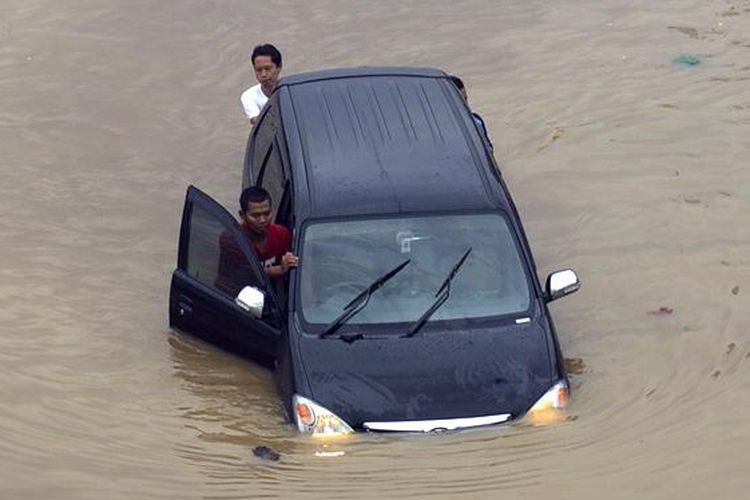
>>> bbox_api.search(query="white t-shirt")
[240,83,269,120]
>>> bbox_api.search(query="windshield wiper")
[319,259,411,339]
[402,248,472,338]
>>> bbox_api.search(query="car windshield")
[299,212,532,328]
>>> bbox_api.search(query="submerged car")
[169,67,580,435]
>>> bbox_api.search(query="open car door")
[169,185,282,365]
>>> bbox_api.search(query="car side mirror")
[235,286,265,319]
[545,269,580,302]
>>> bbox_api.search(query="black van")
[169,67,580,435]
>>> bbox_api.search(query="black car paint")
[170,67,569,431]
[296,317,554,426]
[169,187,282,367]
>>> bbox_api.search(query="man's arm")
[264,251,298,278]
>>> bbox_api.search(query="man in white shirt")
[240,44,282,124]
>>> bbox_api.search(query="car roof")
[277,67,509,219]
[277,66,446,87]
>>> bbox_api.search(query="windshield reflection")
[299,213,531,327]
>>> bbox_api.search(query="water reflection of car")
[169,67,580,436]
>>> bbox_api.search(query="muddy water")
[1,0,749,498]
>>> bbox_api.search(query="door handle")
[177,295,193,318]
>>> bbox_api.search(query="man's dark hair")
[240,186,272,212]
[448,75,465,91]
[251,44,282,67]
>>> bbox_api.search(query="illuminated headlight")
[293,395,354,437]
[524,380,569,425]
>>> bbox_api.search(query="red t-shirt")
[247,223,292,267]
[216,223,291,295]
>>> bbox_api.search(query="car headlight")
[524,380,569,425]
[293,394,354,437]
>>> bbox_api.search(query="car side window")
[257,139,286,213]
[184,201,265,301]
[275,179,292,228]
[246,99,281,186]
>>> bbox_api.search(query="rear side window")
[185,203,263,297]
[257,140,286,210]
[249,100,282,185]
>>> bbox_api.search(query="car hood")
[294,319,554,429]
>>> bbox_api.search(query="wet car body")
[292,306,558,424]
[169,67,578,434]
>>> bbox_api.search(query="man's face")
[240,199,273,235]
[252,55,281,93]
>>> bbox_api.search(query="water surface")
[1,0,749,498]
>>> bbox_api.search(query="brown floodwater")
[1,0,749,498]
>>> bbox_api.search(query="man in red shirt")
[237,186,298,277]
[216,187,297,296]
